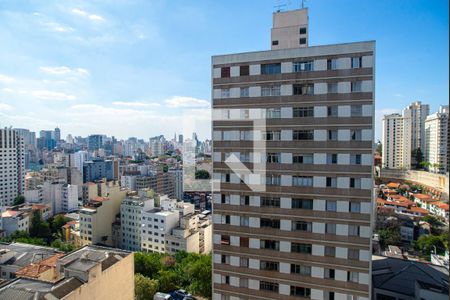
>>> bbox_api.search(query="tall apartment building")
[83,158,114,183]
[212,8,374,300]
[425,105,449,174]
[0,128,25,207]
[382,113,412,169]
[403,101,429,153]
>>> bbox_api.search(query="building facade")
[382,113,411,169]
[403,101,430,154]
[212,8,374,300]
[425,105,449,174]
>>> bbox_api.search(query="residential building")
[42,182,78,214]
[425,105,449,174]
[87,134,104,151]
[141,208,179,254]
[212,8,374,300]
[382,113,411,169]
[403,101,430,154]
[0,210,30,236]
[168,168,183,200]
[0,245,134,300]
[0,128,25,207]
[83,158,114,183]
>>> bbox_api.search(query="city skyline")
[0,0,448,141]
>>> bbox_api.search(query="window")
[260,218,280,229]
[327,154,338,164]
[221,67,230,78]
[291,243,312,254]
[292,199,313,209]
[299,27,307,34]
[348,225,360,236]
[220,235,230,245]
[351,130,362,141]
[351,57,362,68]
[293,84,314,95]
[262,130,281,141]
[240,65,250,76]
[240,237,249,247]
[293,154,313,164]
[261,197,280,207]
[348,271,359,283]
[240,258,249,267]
[299,38,307,45]
[326,200,337,212]
[293,130,314,140]
[326,223,336,234]
[240,87,249,97]
[350,202,361,213]
[261,63,281,74]
[221,88,230,98]
[240,130,253,140]
[351,81,362,92]
[260,281,279,293]
[221,194,230,204]
[327,106,338,116]
[265,108,281,118]
[292,176,313,187]
[325,268,335,279]
[326,177,337,188]
[327,59,337,70]
[328,82,338,93]
[293,221,312,232]
[350,178,361,189]
[272,40,279,46]
[325,246,335,257]
[291,264,311,276]
[240,152,250,162]
[350,154,362,165]
[293,106,314,117]
[260,240,279,250]
[260,261,279,271]
[290,286,311,298]
[240,216,249,227]
[266,175,281,186]
[351,105,363,116]
[328,130,338,141]
[221,173,231,183]
[221,255,230,264]
[225,215,230,224]
[240,195,250,205]
[262,85,281,96]
[348,249,359,260]
[293,61,313,72]
[266,153,280,163]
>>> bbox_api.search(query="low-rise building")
[141,209,179,253]
[0,210,30,236]
[428,201,449,219]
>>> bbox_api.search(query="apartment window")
[328,82,338,93]
[260,218,280,229]
[272,40,279,46]
[266,153,280,163]
[351,57,362,68]
[221,173,230,183]
[290,286,311,298]
[266,108,281,118]
[351,129,362,141]
[325,268,335,279]
[291,264,311,276]
[293,221,312,232]
[348,271,359,283]
[262,130,281,141]
[240,258,249,267]
[266,175,281,186]
[293,61,313,72]
[240,237,249,247]
[240,65,250,76]
[260,240,279,251]
[261,197,280,207]
[326,200,337,212]
[260,281,279,293]
[350,154,362,165]
[260,261,279,271]
[325,246,335,257]
[291,243,312,254]
[326,177,337,188]
[348,249,359,260]
[293,106,314,117]
[299,38,307,45]
[299,27,307,34]
[240,152,250,162]
[221,88,230,98]
[240,130,253,140]
[351,81,362,92]
[225,215,230,224]
[293,130,314,140]
[240,87,249,97]
[261,63,281,74]
[327,59,337,70]
[326,223,336,234]
[221,255,230,264]
[327,154,338,164]
[221,194,230,204]
[239,216,249,227]
[350,202,361,213]
[351,105,363,116]
[220,235,230,245]
[292,176,313,187]
[292,199,313,209]
[348,225,360,236]
[350,178,361,189]
[240,195,250,205]
[328,130,338,141]
[293,154,313,164]
[293,84,314,95]
[327,106,338,116]
[262,85,281,96]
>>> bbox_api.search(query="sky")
[0,0,448,141]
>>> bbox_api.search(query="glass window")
[293,84,314,95]
[265,175,281,186]
[350,202,361,213]
[260,218,280,229]
[260,281,279,293]
[290,286,311,298]
[350,154,362,165]
[265,108,281,118]
[299,38,307,45]
[351,57,362,68]
[348,249,359,260]
[328,82,338,93]
[325,246,335,257]
[260,240,279,250]
[326,177,337,188]
[221,67,230,78]
[327,106,338,116]
[292,176,313,187]
[261,197,280,207]
[326,200,337,212]
[326,223,336,234]
[293,130,314,140]
[348,225,360,236]
[293,154,313,164]
[299,27,307,34]
[291,264,311,276]
[240,65,249,76]
[328,130,338,141]
[260,261,279,271]
[327,153,338,164]
[351,130,362,141]
[351,81,362,92]
[292,199,313,209]
[261,63,281,74]
[262,130,281,141]
[272,40,279,46]
[293,221,312,232]
[327,59,337,70]
[293,106,314,117]
[262,85,281,96]
[240,87,249,97]
[221,88,230,98]
[293,61,313,72]
[291,243,312,253]
[266,152,280,163]
[351,105,363,116]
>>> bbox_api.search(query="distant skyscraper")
[382,113,412,169]
[83,159,114,183]
[425,105,449,174]
[38,130,56,150]
[88,134,104,151]
[178,134,184,144]
[54,127,61,141]
[0,128,25,207]
[403,101,429,156]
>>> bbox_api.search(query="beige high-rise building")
[425,105,449,174]
[403,101,429,153]
[382,113,412,169]
[212,8,374,300]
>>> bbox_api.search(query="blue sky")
[0,0,448,140]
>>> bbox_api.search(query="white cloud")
[165,96,210,108]
[0,74,14,83]
[1,88,14,93]
[0,103,13,111]
[112,101,161,108]
[40,66,89,76]
[32,90,76,101]
[71,8,105,22]
[44,21,74,32]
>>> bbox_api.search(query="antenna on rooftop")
[301,0,307,9]
[274,0,292,12]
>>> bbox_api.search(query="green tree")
[412,148,424,169]
[29,210,52,240]
[134,252,163,278]
[184,254,212,298]
[422,215,442,228]
[50,215,69,234]
[157,269,179,292]
[414,234,447,257]
[377,228,401,248]
[195,169,210,179]
[12,195,25,206]
[135,274,159,300]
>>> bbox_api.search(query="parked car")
[169,289,195,300]
[154,292,173,300]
